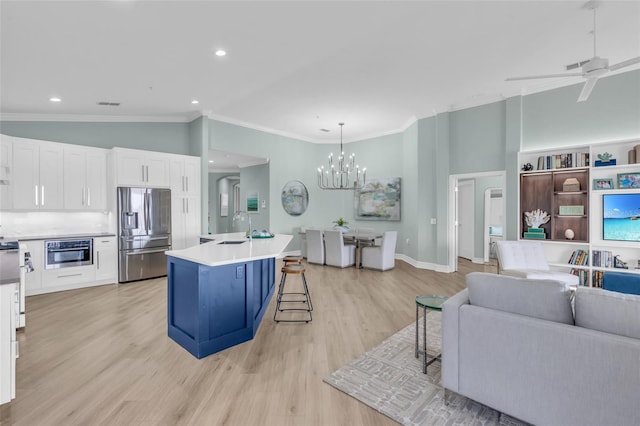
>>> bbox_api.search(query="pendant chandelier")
[317,123,366,190]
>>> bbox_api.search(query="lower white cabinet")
[94,237,117,282]
[24,240,44,293]
[42,265,95,288]
[0,282,17,405]
[24,237,118,296]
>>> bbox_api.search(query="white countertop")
[166,232,293,267]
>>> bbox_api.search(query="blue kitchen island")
[165,233,292,359]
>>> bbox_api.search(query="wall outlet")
[406,238,410,245]
[430,218,437,225]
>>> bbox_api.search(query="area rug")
[323,312,528,426]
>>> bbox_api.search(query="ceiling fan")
[506,1,640,102]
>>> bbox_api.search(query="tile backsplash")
[0,211,114,237]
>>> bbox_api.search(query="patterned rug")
[323,312,528,426]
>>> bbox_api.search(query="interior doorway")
[449,171,505,273]
[457,179,474,261]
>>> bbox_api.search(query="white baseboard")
[279,250,453,273]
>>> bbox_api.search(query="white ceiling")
[1,1,639,169]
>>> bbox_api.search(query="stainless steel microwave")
[45,238,93,269]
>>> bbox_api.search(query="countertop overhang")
[165,232,292,267]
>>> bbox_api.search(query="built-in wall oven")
[45,238,93,269]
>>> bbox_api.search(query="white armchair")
[324,230,356,268]
[495,240,578,287]
[361,231,397,271]
[305,229,325,265]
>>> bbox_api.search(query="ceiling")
[1,0,639,170]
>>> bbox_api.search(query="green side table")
[415,295,447,374]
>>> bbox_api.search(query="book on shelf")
[568,249,589,286]
[592,250,613,268]
[592,271,604,288]
[535,152,589,170]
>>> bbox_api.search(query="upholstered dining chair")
[324,230,356,268]
[305,229,325,265]
[361,231,397,271]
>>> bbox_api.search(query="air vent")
[319,128,330,132]
[97,101,121,106]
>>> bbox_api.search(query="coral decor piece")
[524,209,550,228]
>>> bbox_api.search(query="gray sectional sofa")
[442,272,640,426]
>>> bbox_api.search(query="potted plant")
[332,217,350,233]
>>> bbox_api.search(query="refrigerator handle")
[144,191,150,231]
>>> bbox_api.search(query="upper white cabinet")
[0,135,13,209]
[12,138,64,210]
[114,148,170,187]
[63,146,108,210]
[170,154,201,250]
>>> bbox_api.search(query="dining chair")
[361,231,397,271]
[324,230,356,268]
[305,229,325,265]
[355,227,379,246]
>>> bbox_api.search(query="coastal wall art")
[354,177,401,221]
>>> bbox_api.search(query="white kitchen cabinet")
[170,155,200,196]
[0,282,17,405]
[12,138,64,210]
[24,240,44,295]
[0,135,13,210]
[94,237,117,282]
[114,148,170,187]
[171,194,201,250]
[63,146,108,210]
[42,265,95,289]
[170,155,201,250]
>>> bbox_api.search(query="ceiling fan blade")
[506,73,582,81]
[577,77,598,102]
[609,56,640,71]
[566,59,591,71]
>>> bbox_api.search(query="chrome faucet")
[233,211,252,240]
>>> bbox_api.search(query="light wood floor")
[1,259,495,426]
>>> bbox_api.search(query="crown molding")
[0,113,193,123]
[203,111,316,143]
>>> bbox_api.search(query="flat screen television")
[602,193,640,242]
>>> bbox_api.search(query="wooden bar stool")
[282,255,303,265]
[273,263,313,323]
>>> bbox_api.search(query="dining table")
[342,230,383,268]
[299,229,383,268]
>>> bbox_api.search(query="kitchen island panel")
[167,256,275,359]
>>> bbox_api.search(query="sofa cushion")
[466,272,574,325]
[575,286,640,339]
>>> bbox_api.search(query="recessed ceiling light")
[208,160,214,163]
[215,49,227,57]
[191,100,199,104]
[49,97,61,102]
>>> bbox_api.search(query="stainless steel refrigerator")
[117,187,171,283]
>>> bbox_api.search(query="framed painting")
[220,193,229,216]
[281,180,309,216]
[354,177,401,221]
[247,191,259,213]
